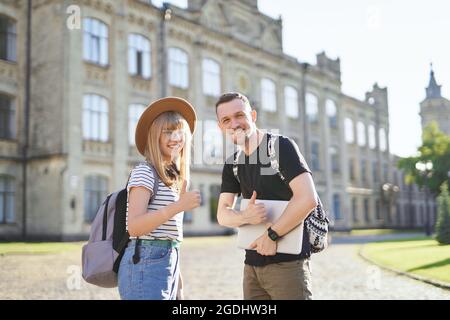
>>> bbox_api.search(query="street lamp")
[381,183,400,226]
[415,161,433,236]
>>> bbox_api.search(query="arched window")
[83,94,109,142]
[261,78,277,112]
[84,175,108,222]
[83,18,109,66]
[128,33,151,78]
[168,47,189,89]
[202,58,221,97]
[0,175,15,224]
[284,86,298,118]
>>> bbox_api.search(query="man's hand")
[242,191,267,225]
[249,223,277,256]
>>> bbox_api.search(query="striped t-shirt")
[126,162,183,242]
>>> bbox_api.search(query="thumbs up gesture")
[177,180,201,212]
[242,191,267,225]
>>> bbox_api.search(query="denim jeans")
[118,239,180,300]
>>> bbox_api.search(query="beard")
[228,126,253,145]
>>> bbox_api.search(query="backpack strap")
[146,163,160,202]
[232,149,242,184]
[268,133,325,209]
[101,194,113,241]
[268,133,287,184]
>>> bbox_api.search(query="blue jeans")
[118,239,180,300]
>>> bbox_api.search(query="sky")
[153,0,450,157]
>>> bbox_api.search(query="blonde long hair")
[144,112,192,191]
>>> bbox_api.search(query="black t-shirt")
[220,132,313,266]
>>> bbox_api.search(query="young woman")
[118,97,201,300]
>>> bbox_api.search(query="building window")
[203,120,223,163]
[0,175,15,224]
[333,194,341,220]
[352,198,358,223]
[0,15,16,62]
[379,128,387,152]
[364,198,370,222]
[261,78,276,112]
[84,175,108,223]
[128,104,146,145]
[383,163,389,181]
[168,47,189,89]
[372,161,378,183]
[375,199,381,220]
[83,94,109,142]
[284,86,298,118]
[83,18,109,66]
[311,141,320,171]
[128,33,151,79]
[183,211,193,224]
[329,146,340,173]
[209,185,221,223]
[357,121,366,147]
[349,158,355,181]
[396,203,402,226]
[361,159,367,183]
[326,99,337,128]
[202,58,221,97]
[410,205,416,226]
[306,92,318,123]
[394,171,399,187]
[0,94,15,140]
[368,124,376,149]
[344,118,354,144]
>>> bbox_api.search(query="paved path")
[0,235,448,300]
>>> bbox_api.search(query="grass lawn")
[0,236,237,255]
[361,237,450,285]
[0,242,84,255]
[332,228,422,236]
[350,229,421,236]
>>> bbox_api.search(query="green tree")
[436,182,450,244]
[397,122,450,195]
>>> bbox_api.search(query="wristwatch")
[267,227,281,241]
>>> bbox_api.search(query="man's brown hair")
[215,92,251,111]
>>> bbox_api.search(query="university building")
[0,0,436,240]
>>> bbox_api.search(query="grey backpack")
[232,133,329,253]
[81,163,159,288]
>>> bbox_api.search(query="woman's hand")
[176,180,201,212]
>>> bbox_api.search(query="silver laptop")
[237,199,303,255]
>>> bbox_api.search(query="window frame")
[0,15,17,62]
[83,94,109,142]
[0,175,15,224]
[260,78,277,112]
[83,17,109,66]
[168,47,189,89]
[128,33,151,79]
[83,175,108,223]
[202,58,221,97]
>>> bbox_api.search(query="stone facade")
[0,0,432,239]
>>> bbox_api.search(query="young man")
[216,92,318,300]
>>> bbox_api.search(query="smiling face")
[159,127,185,162]
[216,97,257,146]
[145,111,192,189]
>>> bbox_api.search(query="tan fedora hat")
[135,97,197,156]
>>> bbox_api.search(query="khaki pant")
[243,259,313,300]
